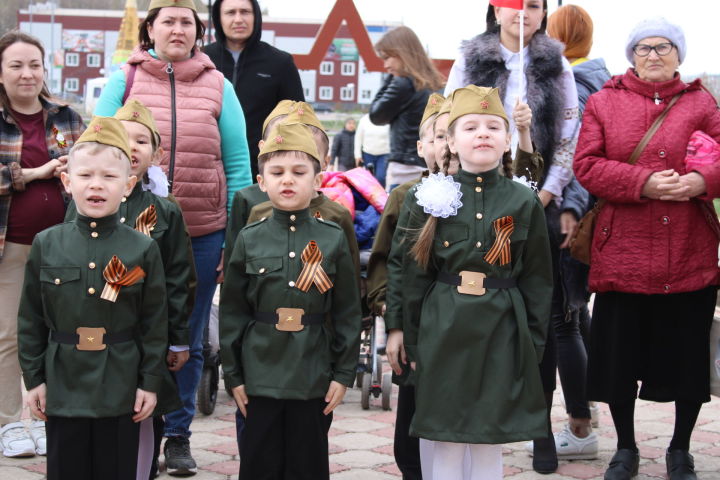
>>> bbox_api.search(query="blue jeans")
[164,229,224,438]
[362,152,388,188]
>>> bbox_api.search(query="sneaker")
[555,424,599,460]
[0,422,36,458]
[164,436,197,476]
[29,421,46,456]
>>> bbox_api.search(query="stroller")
[196,289,224,415]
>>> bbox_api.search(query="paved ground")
[4,376,720,479]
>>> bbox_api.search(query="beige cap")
[259,122,320,163]
[148,0,197,11]
[448,86,508,127]
[76,116,132,163]
[262,100,324,135]
[114,99,161,149]
[420,93,445,128]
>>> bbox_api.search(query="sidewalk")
[4,378,720,479]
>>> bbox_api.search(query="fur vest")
[461,32,566,180]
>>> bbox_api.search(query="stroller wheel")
[381,372,392,411]
[197,366,219,415]
[360,373,372,410]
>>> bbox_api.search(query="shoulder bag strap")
[594,92,683,211]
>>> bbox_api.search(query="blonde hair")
[67,142,130,174]
[547,5,594,60]
[375,26,445,92]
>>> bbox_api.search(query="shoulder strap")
[591,92,682,212]
[122,64,138,105]
[627,93,682,165]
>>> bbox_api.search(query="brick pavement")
[5,379,720,479]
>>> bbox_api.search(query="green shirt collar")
[75,212,120,236]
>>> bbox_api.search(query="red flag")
[489,0,524,9]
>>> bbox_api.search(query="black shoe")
[164,436,197,476]
[532,437,558,474]
[666,449,697,480]
[604,449,639,480]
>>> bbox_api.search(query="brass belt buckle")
[457,271,486,296]
[76,327,107,351]
[275,308,305,332]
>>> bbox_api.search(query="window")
[65,53,79,67]
[319,61,334,75]
[362,66,368,74]
[361,90,372,100]
[340,86,354,101]
[303,87,311,98]
[318,86,333,100]
[87,54,101,68]
[341,62,355,76]
[65,78,79,92]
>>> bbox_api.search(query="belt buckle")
[76,327,107,351]
[275,308,305,332]
[457,271,486,296]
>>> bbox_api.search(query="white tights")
[421,440,503,480]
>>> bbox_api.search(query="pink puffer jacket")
[574,69,720,294]
[124,48,226,237]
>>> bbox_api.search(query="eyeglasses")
[632,42,675,57]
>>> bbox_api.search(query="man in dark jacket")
[205,0,305,180]
[330,118,356,171]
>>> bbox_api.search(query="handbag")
[569,93,683,264]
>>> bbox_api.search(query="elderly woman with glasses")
[574,17,720,480]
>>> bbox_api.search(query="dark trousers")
[240,396,331,480]
[47,414,139,480]
[394,384,422,480]
[149,415,164,479]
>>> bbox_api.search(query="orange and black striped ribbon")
[294,241,333,293]
[134,204,157,237]
[484,216,514,266]
[314,211,323,219]
[101,256,146,302]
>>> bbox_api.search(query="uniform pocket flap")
[436,223,469,246]
[511,223,529,242]
[245,256,283,275]
[40,266,81,284]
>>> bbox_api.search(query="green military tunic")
[225,184,270,268]
[66,184,194,414]
[220,208,361,399]
[18,212,168,417]
[247,192,361,279]
[386,168,552,444]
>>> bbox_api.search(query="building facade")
[17,4,395,106]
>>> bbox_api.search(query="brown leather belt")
[438,271,517,296]
[255,308,325,332]
[51,327,134,351]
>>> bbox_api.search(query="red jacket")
[574,69,720,294]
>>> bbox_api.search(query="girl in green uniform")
[390,85,552,479]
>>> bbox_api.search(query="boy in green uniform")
[220,121,361,479]
[66,100,194,477]
[18,116,169,480]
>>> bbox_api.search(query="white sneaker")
[0,422,36,458]
[554,424,598,460]
[29,421,46,456]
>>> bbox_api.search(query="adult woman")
[0,30,84,458]
[574,17,720,480]
[445,0,582,472]
[95,0,251,475]
[369,26,444,190]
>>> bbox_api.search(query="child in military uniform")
[18,116,169,480]
[220,121,361,480]
[385,86,552,479]
[64,100,194,478]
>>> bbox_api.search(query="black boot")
[604,449,639,480]
[666,450,697,480]
[532,392,558,474]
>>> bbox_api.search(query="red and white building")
[17,3,397,105]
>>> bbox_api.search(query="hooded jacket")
[574,69,720,294]
[205,0,304,179]
[572,57,611,115]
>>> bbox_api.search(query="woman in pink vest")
[95,0,251,476]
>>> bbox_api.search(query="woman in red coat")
[574,17,720,480]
